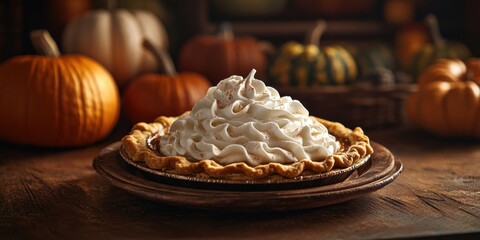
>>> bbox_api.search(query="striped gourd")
[409,15,471,78]
[345,43,396,78]
[269,21,357,86]
[347,43,396,77]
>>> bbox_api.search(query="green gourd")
[344,43,396,78]
[270,21,357,86]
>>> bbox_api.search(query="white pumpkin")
[62,9,168,87]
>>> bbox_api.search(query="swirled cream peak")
[159,69,339,166]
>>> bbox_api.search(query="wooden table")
[1,122,479,239]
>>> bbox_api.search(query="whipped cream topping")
[159,69,339,167]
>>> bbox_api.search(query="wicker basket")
[276,83,417,129]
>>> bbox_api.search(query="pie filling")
[121,69,373,180]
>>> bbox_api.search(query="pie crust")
[121,114,374,180]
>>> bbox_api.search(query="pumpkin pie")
[121,69,373,180]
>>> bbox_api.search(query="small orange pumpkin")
[395,22,429,71]
[0,31,120,147]
[405,58,480,138]
[178,23,266,84]
[123,40,211,124]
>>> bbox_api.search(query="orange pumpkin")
[123,40,211,124]
[178,23,266,84]
[0,31,120,147]
[405,58,480,138]
[395,22,429,71]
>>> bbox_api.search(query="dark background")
[1,0,479,62]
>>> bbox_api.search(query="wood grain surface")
[0,122,479,239]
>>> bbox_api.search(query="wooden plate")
[93,142,402,212]
[118,146,372,191]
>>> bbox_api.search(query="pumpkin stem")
[30,30,61,57]
[218,22,234,40]
[425,14,446,48]
[143,39,177,76]
[305,20,327,46]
